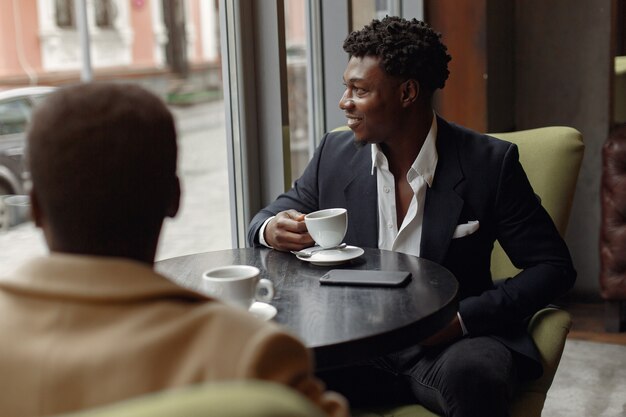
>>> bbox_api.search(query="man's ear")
[29,187,55,249]
[166,176,181,218]
[29,188,44,228]
[401,79,419,107]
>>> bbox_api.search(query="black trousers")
[318,336,518,417]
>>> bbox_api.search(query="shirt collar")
[370,112,438,187]
[371,144,385,175]
[412,112,438,187]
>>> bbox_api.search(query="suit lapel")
[421,118,465,264]
[343,144,378,247]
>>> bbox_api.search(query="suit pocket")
[452,220,480,239]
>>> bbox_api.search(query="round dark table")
[156,247,458,370]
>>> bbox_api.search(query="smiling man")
[247,16,575,417]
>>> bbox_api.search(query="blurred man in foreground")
[0,83,348,417]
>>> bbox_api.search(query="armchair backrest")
[489,127,584,279]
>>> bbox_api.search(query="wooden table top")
[156,247,458,369]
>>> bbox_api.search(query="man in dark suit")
[247,16,575,417]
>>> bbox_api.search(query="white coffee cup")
[202,265,274,309]
[304,208,348,248]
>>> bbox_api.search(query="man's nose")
[339,93,354,110]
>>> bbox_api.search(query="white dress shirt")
[374,113,466,333]
[372,112,438,257]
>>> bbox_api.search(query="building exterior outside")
[0,0,220,89]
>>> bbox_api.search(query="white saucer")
[249,302,277,321]
[296,245,364,266]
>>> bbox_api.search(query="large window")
[0,0,230,274]
[285,0,310,182]
[0,0,423,275]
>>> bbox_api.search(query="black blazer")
[248,116,576,379]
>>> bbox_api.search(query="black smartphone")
[319,269,412,287]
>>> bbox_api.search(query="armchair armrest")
[62,381,327,417]
[510,308,572,417]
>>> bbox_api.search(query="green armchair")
[58,381,327,417]
[355,126,585,417]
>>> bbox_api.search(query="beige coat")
[0,254,347,417]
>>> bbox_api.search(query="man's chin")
[350,131,370,148]
[352,136,369,148]
[352,131,378,148]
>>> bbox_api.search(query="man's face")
[339,56,405,145]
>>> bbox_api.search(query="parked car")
[0,86,56,196]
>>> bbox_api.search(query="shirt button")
[383,186,390,193]
[387,223,393,229]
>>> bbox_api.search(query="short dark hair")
[343,16,451,95]
[27,83,178,252]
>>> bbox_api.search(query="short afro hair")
[343,16,451,95]
[27,83,178,250]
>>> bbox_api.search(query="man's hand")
[264,210,315,251]
[420,314,463,347]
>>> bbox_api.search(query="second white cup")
[202,265,274,310]
[304,208,348,248]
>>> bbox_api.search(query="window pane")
[285,0,310,183]
[56,0,75,28]
[0,0,231,274]
[0,100,30,135]
[95,0,117,28]
[351,0,391,31]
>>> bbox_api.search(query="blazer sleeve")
[247,133,332,247]
[458,143,576,335]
